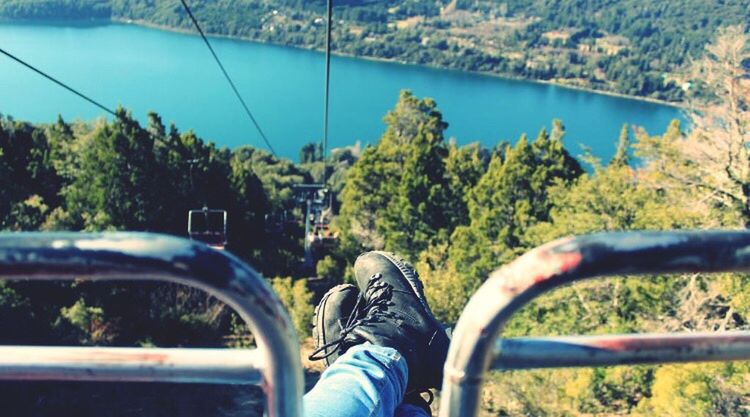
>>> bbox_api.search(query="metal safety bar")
[0,346,264,384]
[494,332,750,370]
[439,231,750,417]
[0,233,303,417]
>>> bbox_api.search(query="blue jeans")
[304,343,431,417]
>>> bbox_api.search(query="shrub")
[271,277,314,339]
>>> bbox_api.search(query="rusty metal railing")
[0,232,303,417]
[439,231,750,417]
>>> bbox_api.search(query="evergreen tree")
[381,107,450,257]
[443,142,489,230]
[448,138,535,281]
[446,123,582,292]
[63,109,160,230]
[0,116,62,230]
[529,123,583,221]
[0,146,11,225]
[339,90,450,254]
[299,142,318,164]
[611,124,632,167]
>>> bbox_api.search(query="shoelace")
[308,274,393,361]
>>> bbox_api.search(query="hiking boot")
[309,284,361,366]
[308,281,437,411]
[345,251,450,392]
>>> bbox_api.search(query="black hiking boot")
[308,284,360,366]
[308,280,436,414]
[344,251,450,392]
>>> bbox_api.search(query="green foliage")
[634,362,750,417]
[2,50,750,413]
[6,195,50,231]
[447,123,582,287]
[0,283,38,344]
[0,116,63,230]
[299,142,324,164]
[339,90,453,258]
[442,142,489,229]
[0,0,110,19]
[226,314,255,348]
[63,108,161,230]
[58,298,113,345]
[417,242,473,323]
[316,255,343,281]
[379,95,452,257]
[611,124,632,167]
[271,277,314,339]
[0,110,310,349]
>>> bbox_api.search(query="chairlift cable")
[0,47,208,154]
[179,0,277,158]
[322,0,333,187]
[0,46,117,117]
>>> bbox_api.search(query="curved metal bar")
[439,230,750,417]
[494,332,750,370]
[0,346,264,384]
[0,232,303,417]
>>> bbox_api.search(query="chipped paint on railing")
[440,231,750,417]
[0,232,303,417]
[494,332,750,370]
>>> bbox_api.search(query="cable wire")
[179,0,277,157]
[322,0,333,187]
[0,46,117,117]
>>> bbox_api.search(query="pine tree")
[443,142,488,230]
[447,122,582,285]
[381,109,450,257]
[338,90,450,255]
[610,124,631,167]
[63,109,161,230]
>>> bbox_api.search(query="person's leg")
[304,343,407,417]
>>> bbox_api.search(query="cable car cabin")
[307,223,338,249]
[188,207,228,250]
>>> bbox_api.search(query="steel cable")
[179,0,277,157]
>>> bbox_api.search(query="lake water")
[0,22,683,161]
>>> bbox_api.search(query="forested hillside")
[1,0,749,102]
[0,24,748,417]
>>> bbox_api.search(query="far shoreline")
[0,17,684,110]
[116,18,686,110]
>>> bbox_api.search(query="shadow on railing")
[439,231,750,417]
[0,232,303,417]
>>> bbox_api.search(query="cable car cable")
[178,0,277,158]
[322,0,333,187]
[0,46,117,117]
[0,47,203,155]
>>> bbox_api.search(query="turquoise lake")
[0,22,684,161]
